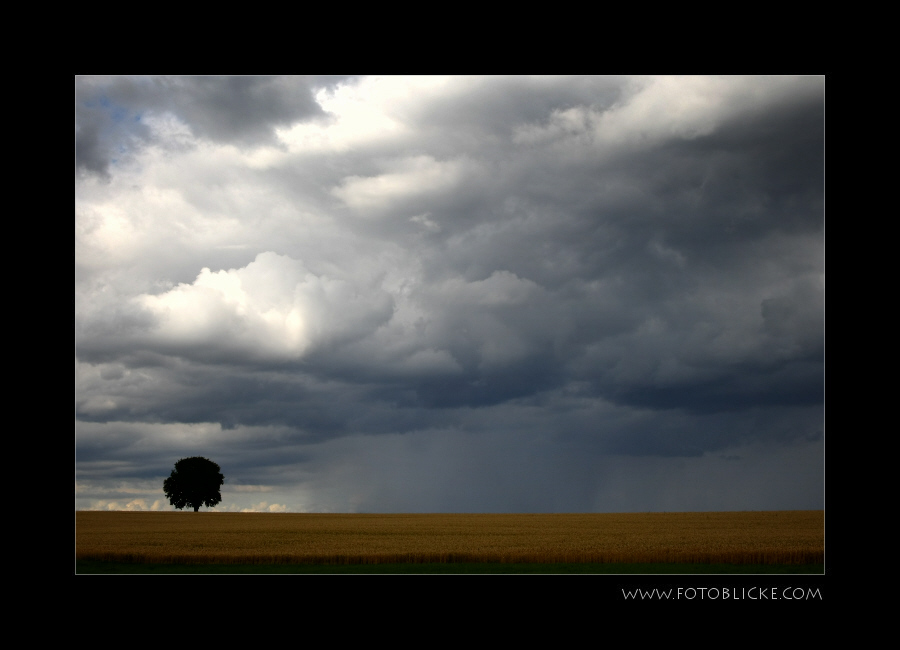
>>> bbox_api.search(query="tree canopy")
[163,456,224,512]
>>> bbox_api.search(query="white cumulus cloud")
[133,251,394,360]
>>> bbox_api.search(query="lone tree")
[163,457,224,512]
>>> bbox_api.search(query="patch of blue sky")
[92,96,131,123]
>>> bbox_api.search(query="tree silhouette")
[163,457,224,512]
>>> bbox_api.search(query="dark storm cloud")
[406,76,627,153]
[75,75,344,177]
[78,364,353,435]
[75,76,824,512]
[147,76,329,143]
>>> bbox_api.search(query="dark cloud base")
[76,76,824,512]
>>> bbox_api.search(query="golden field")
[75,510,823,566]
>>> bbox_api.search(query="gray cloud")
[75,75,824,513]
[75,75,345,178]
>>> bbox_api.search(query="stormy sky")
[75,76,824,513]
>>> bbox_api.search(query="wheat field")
[75,510,823,566]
